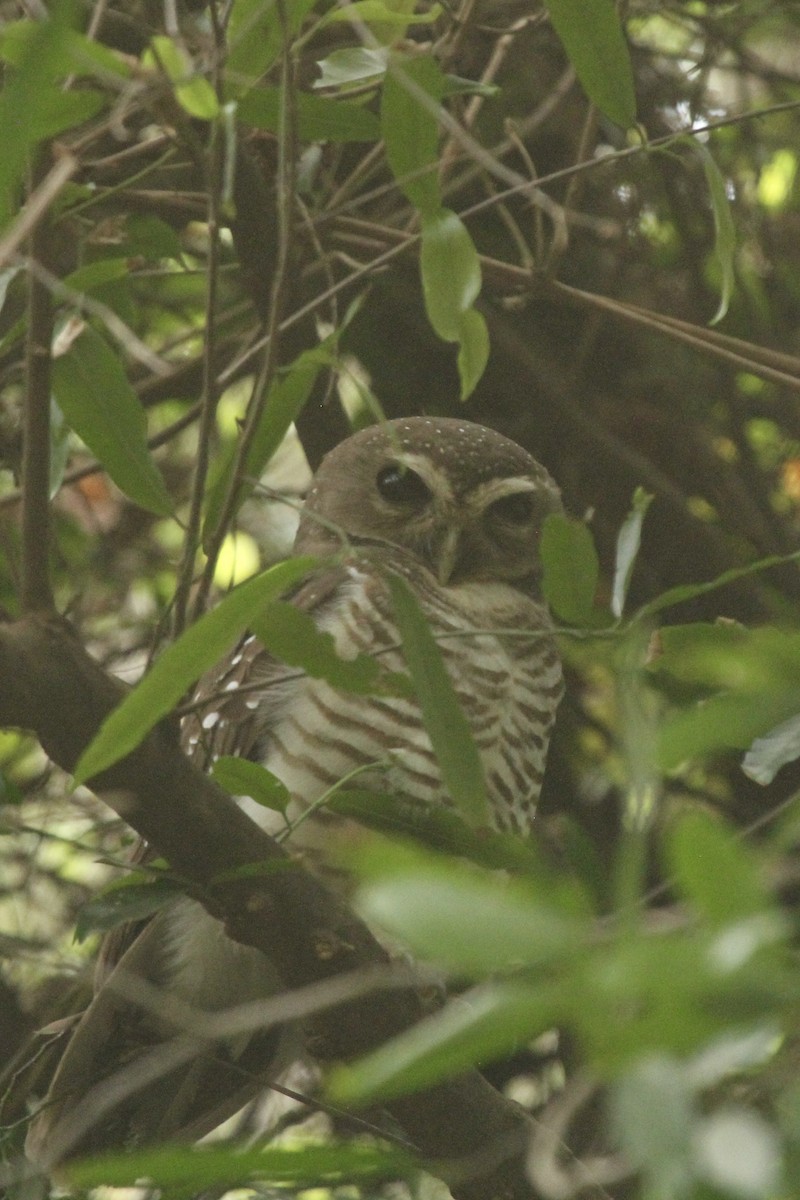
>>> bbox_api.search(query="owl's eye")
[376,464,432,506]
[488,491,536,525]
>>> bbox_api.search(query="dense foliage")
[1,0,800,1196]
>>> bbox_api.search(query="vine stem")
[20,153,56,615]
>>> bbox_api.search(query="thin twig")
[0,152,77,271]
[192,0,298,619]
[171,2,227,639]
[20,155,56,615]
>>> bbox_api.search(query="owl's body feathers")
[26,417,563,1167]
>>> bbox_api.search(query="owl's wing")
[26,568,348,1169]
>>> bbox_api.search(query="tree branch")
[0,613,541,1200]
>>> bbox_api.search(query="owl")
[26,416,564,1167]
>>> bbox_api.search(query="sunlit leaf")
[74,557,320,783]
[211,756,290,813]
[321,1,442,29]
[540,512,600,625]
[689,139,736,325]
[544,0,636,128]
[694,1108,781,1197]
[610,1056,694,1189]
[611,488,653,618]
[145,36,219,120]
[388,574,489,826]
[66,1143,414,1191]
[51,324,172,515]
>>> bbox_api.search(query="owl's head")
[295,417,561,591]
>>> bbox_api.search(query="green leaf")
[227,0,318,94]
[611,488,653,619]
[51,324,172,515]
[420,208,482,340]
[21,87,106,142]
[314,47,388,90]
[145,36,219,120]
[388,574,489,826]
[329,980,559,1104]
[211,756,290,814]
[0,20,130,79]
[693,139,737,325]
[73,557,320,783]
[124,214,183,261]
[74,875,185,942]
[202,346,325,548]
[381,54,445,216]
[66,1143,413,1192]
[239,88,380,142]
[249,601,411,697]
[667,808,770,927]
[321,1,442,29]
[356,858,584,973]
[0,0,80,226]
[540,512,600,625]
[638,547,800,618]
[544,0,636,129]
[456,307,490,400]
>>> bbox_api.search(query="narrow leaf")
[52,324,172,515]
[74,557,319,783]
[381,53,445,216]
[329,981,559,1104]
[544,0,636,129]
[74,876,185,942]
[540,512,600,625]
[456,307,489,400]
[250,601,411,697]
[211,756,290,813]
[611,488,653,618]
[202,347,324,548]
[388,574,489,826]
[639,547,800,618]
[66,1143,413,1191]
[420,208,482,340]
[693,139,737,325]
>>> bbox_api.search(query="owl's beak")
[435,525,462,585]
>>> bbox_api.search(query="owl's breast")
[253,568,562,843]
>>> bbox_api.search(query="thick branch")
[0,614,539,1200]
